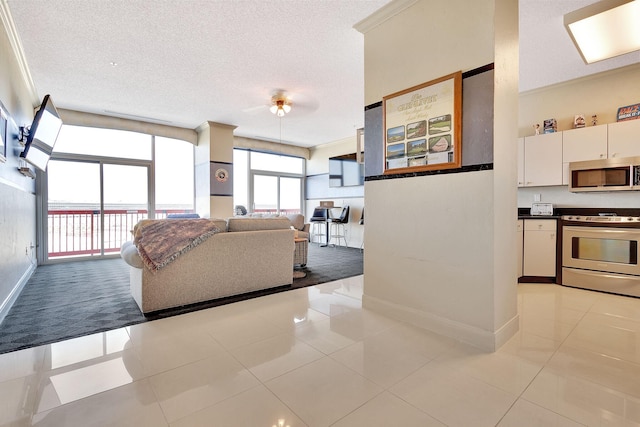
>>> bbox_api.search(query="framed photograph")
[383,71,461,174]
[0,105,7,163]
[209,161,233,196]
[573,114,586,128]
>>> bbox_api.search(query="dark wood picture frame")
[383,71,462,174]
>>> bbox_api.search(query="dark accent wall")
[364,65,495,180]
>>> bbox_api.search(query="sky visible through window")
[49,126,194,211]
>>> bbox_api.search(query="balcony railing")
[48,209,191,258]
[48,207,300,258]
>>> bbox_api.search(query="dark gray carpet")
[0,244,363,354]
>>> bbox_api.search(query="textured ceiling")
[5,0,640,148]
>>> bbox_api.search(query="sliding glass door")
[46,159,150,259]
[251,173,302,215]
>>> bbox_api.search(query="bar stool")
[329,206,350,247]
[309,207,328,245]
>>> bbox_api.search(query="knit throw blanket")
[133,219,220,272]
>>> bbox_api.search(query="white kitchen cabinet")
[562,125,607,185]
[517,219,523,278]
[608,120,640,159]
[523,133,563,187]
[523,219,556,277]
[517,137,525,187]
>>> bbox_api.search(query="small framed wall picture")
[0,104,7,163]
[209,161,233,196]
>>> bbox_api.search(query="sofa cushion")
[227,217,291,232]
[166,213,200,219]
[285,214,305,231]
[210,218,228,232]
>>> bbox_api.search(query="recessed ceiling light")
[109,61,118,67]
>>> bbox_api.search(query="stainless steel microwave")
[569,156,640,192]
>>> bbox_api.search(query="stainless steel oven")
[562,215,640,297]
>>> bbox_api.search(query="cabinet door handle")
[612,153,618,157]
[599,154,605,158]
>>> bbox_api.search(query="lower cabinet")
[522,219,557,277]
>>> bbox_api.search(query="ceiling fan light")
[270,98,291,117]
[564,0,640,64]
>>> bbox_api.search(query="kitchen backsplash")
[518,185,640,209]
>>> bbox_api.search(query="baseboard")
[0,263,36,324]
[362,294,519,352]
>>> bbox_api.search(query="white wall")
[0,11,39,321]
[518,64,640,209]
[359,0,519,351]
[519,64,640,137]
[306,136,364,248]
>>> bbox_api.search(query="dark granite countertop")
[518,215,560,220]
[518,207,640,218]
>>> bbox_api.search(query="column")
[195,121,237,219]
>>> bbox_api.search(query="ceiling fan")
[269,95,292,117]
[242,89,318,116]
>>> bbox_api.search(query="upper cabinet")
[523,132,563,187]
[518,120,640,188]
[562,125,607,185]
[608,120,640,159]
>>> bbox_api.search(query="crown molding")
[0,0,39,105]
[353,0,419,34]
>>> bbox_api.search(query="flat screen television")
[20,94,63,171]
[329,153,364,187]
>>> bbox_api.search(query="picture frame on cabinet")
[382,71,462,175]
[616,103,640,122]
[573,114,586,128]
[543,118,557,133]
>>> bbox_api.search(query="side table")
[294,237,308,267]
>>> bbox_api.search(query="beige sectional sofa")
[121,217,295,314]
[238,213,310,240]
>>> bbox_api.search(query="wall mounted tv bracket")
[18,126,30,146]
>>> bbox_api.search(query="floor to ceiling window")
[233,149,304,215]
[42,125,194,262]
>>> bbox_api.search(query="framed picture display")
[0,103,7,163]
[383,71,462,174]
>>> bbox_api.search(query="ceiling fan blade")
[242,104,269,114]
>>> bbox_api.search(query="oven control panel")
[562,215,640,223]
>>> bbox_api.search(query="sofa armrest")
[302,223,310,233]
[120,241,144,268]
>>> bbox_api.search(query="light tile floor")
[3,276,640,426]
